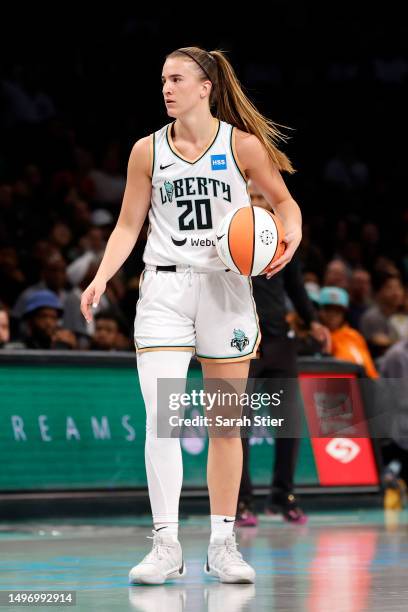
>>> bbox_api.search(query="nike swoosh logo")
[171,236,187,246]
[216,234,225,242]
[223,518,235,522]
[160,163,175,170]
[155,526,167,531]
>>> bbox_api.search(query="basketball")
[215,206,286,276]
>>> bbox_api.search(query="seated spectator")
[318,287,378,378]
[12,252,69,320]
[360,273,405,358]
[348,268,373,330]
[89,310,130,351]
[19,290,76,349]
[323,259,350,290]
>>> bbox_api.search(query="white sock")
[154,522,179,541]
[210,514,235,542]
[137,351,191,547]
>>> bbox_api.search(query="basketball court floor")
[1,508,408,611]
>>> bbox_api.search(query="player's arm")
[80,136,152,322]
[235,130,302,278]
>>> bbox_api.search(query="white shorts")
[134,264,261,363]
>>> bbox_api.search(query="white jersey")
[142,119,251,271]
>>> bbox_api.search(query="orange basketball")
[215,206,286,275]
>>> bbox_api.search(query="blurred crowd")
[1,12,407,372]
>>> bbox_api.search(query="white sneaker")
[204,532,255,583]
[129,530,186,585]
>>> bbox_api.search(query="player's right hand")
[80,277,107,323]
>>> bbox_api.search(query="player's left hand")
[265,227,302,279]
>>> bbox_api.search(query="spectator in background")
[89,310,124,351]
[18,290,76,349]
[0,302,10,347]
[66,226,106,286]
[348,268,373,330]
[323,259,351,290]
[12,252,69,320]
[360,273,405,357]
[318,286,379,378]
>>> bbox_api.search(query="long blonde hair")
[167,46,295,174]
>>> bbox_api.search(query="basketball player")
[80,47,302,585]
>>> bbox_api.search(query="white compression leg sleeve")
[136,350,192,525]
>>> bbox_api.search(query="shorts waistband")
[144,264,230,274]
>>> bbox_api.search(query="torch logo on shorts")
[231,328,249,352]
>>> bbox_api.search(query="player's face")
[162,58,210,117]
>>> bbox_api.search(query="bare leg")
[201,360,250,516]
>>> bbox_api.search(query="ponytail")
[168,47,295,173]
